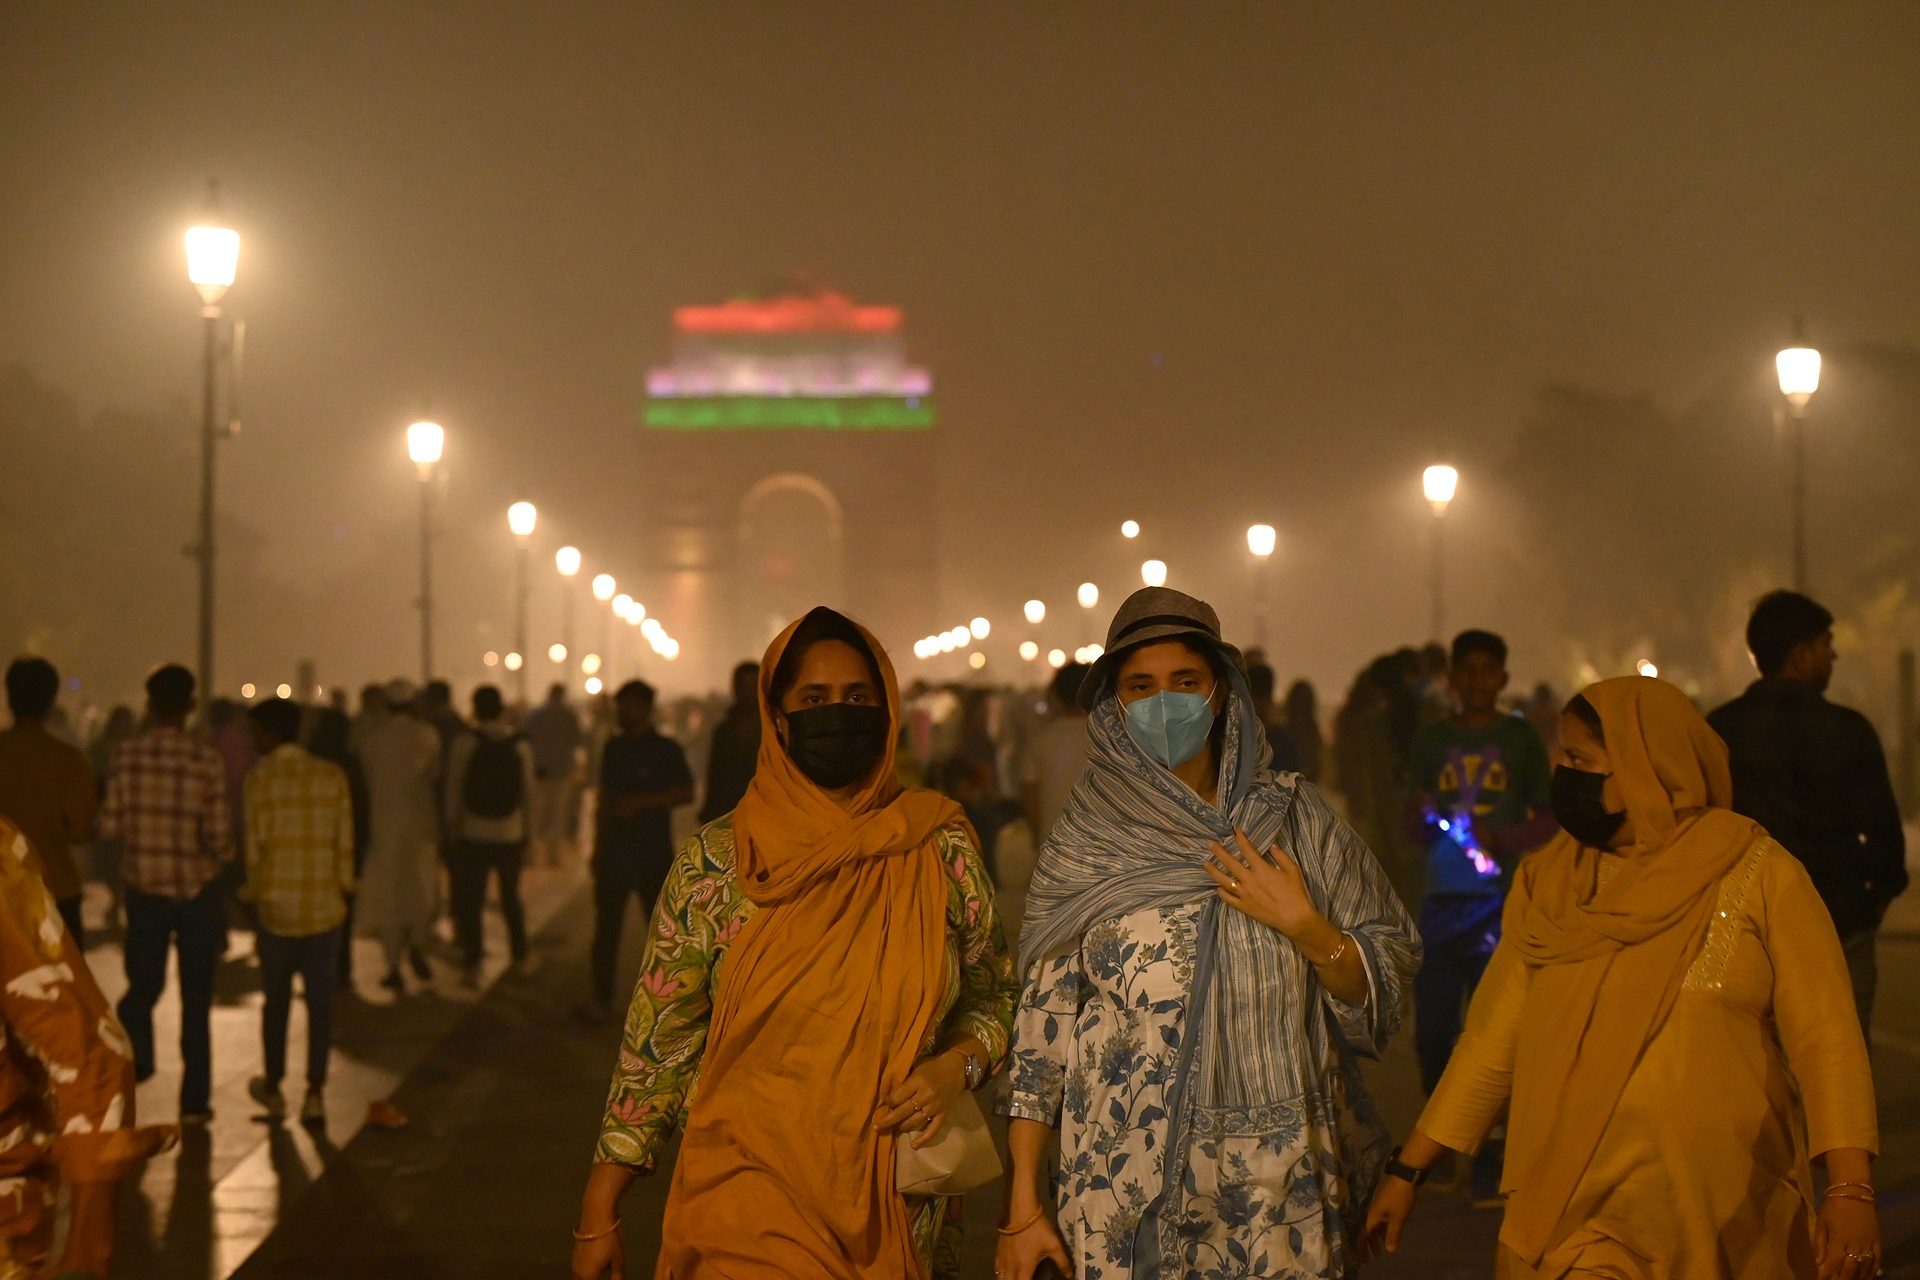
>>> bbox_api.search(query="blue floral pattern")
[1005,902,1384,1279]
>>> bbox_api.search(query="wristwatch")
[1383,1146,1430,1186]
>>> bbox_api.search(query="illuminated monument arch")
[638,277,938,686]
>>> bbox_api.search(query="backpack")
[462,734,524,819]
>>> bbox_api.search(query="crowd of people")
[0,581,1907,1277]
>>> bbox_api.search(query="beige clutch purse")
[896,1090,1003,1196]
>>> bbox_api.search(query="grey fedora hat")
[1079,586,1247,708]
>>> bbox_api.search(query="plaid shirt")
[244,744,355,936]
[99,726,232,900]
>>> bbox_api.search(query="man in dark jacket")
[697,662,760,825]
[1709,590,1908,1041]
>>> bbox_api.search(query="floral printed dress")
[595,813,1017,1277]
[1005,901,1389,1280]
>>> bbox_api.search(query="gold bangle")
[572,1219,621,1242]
[996,1205,1047,1236]
[1312,931,1350,967]
[1827,1181,1875,1194]
[1824,1189,1875,1204]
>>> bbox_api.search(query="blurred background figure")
[0,656,97,946]
[444,685,537,985]
[1019,662,1091,847]
[1282,679,1325,785]
[355,679,443,995]
[524,683,588,867]
[698,661,761,825]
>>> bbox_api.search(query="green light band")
[643,396,935,432]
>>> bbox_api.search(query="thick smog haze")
[6,2,1920,713]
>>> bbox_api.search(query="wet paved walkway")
[88,871,1920,1278]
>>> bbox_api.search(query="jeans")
[591,848,671,1006]
[1414,913,1499,1094]
[119,885,225,1114]
[449,840,527,969]
[258,927,341,1089]
[1841,927,1878,1044]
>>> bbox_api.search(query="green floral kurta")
[596,814,1017,1275]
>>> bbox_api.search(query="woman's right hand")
[1360,1176,1418,1261]
[994,1207,1071,1279]
[569,1226,623,1280]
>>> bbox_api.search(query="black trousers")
[259,927,341,1089]
[449,840,528,968]
[119,885,224,1113]
[591,848,671,1006]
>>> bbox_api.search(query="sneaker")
[247,1076,286,1119]
[300,1091,326,1127]
[407,947,433,981]
[180,1109,214,1127]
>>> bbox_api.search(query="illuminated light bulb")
[613,594,633,618]
[938,634,958,654]
[592,574,616,602]
[504,652,524,672]
[1023,599,1046,625]
[507,501,537,539]
[1121,520,1140,539]
[275,683,293,699]
[483,651,500,668]
[1019,641,1040,661]
[582,653,602,676]
[1141,560,1168,588]
[1636,659,1660,679]
[1246,524,1277,559]
[406,421,445,473]
[969,616,991,640]
[1084,644,1104,660]
[585,676,604,696]
[968,652,986,670]
[641,617,665,641]
[185,221,239,303]
[555,545,582,577]
[548,643,568,664]
[1077,583,1099,609]
[1047,648,1068,669]
[240,682,257,699]
[1423,465,1459,515]
[1776,346,1821,407]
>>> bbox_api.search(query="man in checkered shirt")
[98,663,233,1124]
[241,696,354,1125]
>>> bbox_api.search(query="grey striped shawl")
[1018,671,1421,1275]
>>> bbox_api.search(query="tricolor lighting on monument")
[643,279,934,432]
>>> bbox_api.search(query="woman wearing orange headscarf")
[571,608,1017,1279]
[1362,676,1882,1279]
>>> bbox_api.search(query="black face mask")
[783,703,891,790]
[1551,765,1626,849]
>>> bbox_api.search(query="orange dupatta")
[657,610,965,1279]
[1498,676,1763,1266]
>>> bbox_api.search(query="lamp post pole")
[1776,331,1822,592]
[1422,465,1459,642]
[185,187,239,704]
[407,422,445,684]
[508,502,538,705]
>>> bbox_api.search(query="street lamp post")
[1246,523,1277,648]
[1422,465,1459,641]
[185,185,239,702]
[592,574,616,683]
[556,546,582,658]
[406,422,445,682]
[1776,339,1822,591]
[508,502,538,703]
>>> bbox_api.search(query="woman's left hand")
[873,1050,967,1149]
[1206,828,1323,941]
[1815,1195,1881,1279]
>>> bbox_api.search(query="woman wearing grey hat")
[995,587,1420,1280]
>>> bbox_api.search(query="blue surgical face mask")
[1123,685,1217,768]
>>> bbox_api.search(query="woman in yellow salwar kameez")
[1363,676,1882,1279]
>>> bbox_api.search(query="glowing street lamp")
[185,182,240,703]
[553,544,583,657]
[1246,522,1277,648]
[592,573,616,602]
[1246,524,1277,559]
[1776,333,1823,590]
[1141,560,1168,588]
[1019,641,1040,662]
[1023,599,1046,626]
[556,546,582,577]
[1121,520,1141,540]
[969,616,991,640]
[405,421,445,682]
[1077,582,1100,610]
[1047,648,1068,669]
[1422,465,1459,640]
